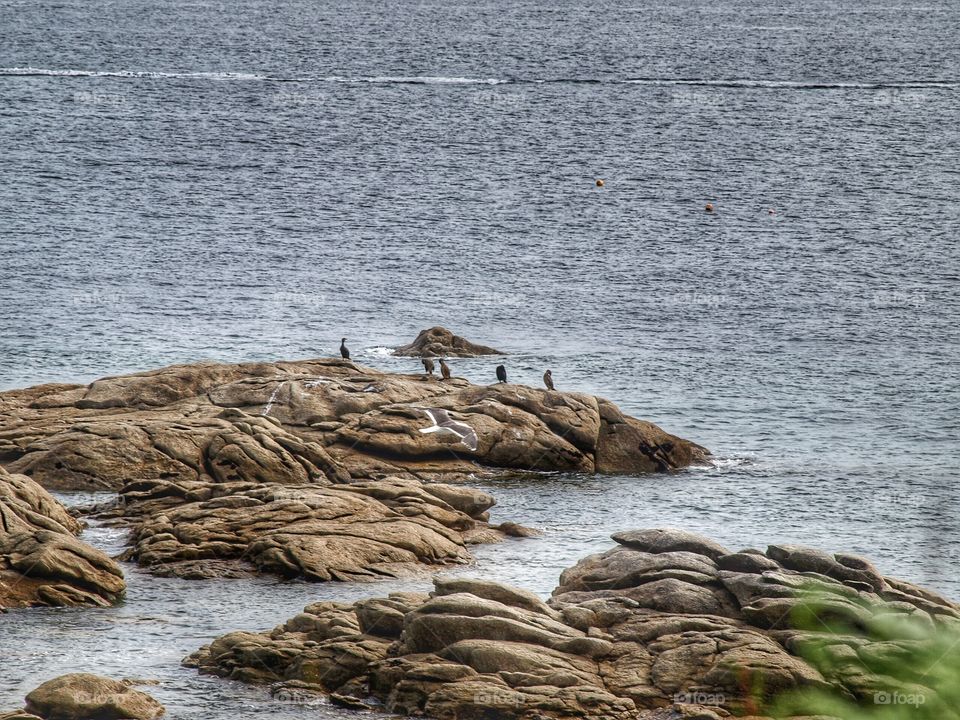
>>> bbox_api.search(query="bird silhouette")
[340,338,350,359]
[439,358,451,380]
[543,369,554,390]
[496,365,507,383]
[422,357,435,376]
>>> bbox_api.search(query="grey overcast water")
[1,0,959,717]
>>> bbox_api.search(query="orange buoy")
[596,179,604,187]
[705,203,714,213]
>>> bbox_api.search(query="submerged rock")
[0,468,125,609]
[21,673,164,719]
[392,326,503,357]
[186,528,960,720]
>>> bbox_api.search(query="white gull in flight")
[418,408,478,451]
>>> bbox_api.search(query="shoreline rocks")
[392,326,504,357]
[0,357,708,494]
[104,476,512,581]
[5,674,165,720]
[185,528,960,720]
[0,340,707,585]
[0,467,125,609]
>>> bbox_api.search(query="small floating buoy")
[705,203,714,213]
[596,179,605,187]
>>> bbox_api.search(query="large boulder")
[111,476,500,581]
[0,468,125,609]
[0,358,707,492]
[393,327,503,357]
[23,674,164,720]
[185,530,960,720]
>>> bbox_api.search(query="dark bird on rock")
[543,369,554,390]
[340,338,350,360]
[439,358,451,380]
[495,365,507,383]
[422,357,435,376]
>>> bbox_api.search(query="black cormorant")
[543,369,554,390]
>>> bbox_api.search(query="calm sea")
[1,1,958,716]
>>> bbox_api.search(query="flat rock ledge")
[393,326,504,357]
[1,673,164,720]
[0,467,125,609]
[99,475,520,581]
[0,356,707,494]
[185,528,960,720]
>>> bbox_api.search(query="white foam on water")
[694,455,755,471]
[624,78,958,89]
[365,346,395,357]
[361,75,508,85]
[0,67,268,80]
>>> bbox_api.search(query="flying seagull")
[418,408,478,451]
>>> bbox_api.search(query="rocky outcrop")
[0,351,707,584]
[185,529,960,719]
[100,475,506,581]
[393,326,504,357]
[13,674,164,719]
[0,358,707,493]
[0,467,125,608]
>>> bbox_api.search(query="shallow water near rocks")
[1,462,954,717]
[1,0,959,715]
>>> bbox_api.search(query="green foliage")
[770,590,960,720]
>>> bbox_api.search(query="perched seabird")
[543,369,554,390]
[418,408,478,451]
[496,364,507,383]
[422,357,435,376]
[340,338,350,359]
[439,358,451,380]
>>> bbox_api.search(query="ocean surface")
[1,0,959,717]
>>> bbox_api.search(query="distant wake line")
[1,67,956,89]
[0,67,267,80]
